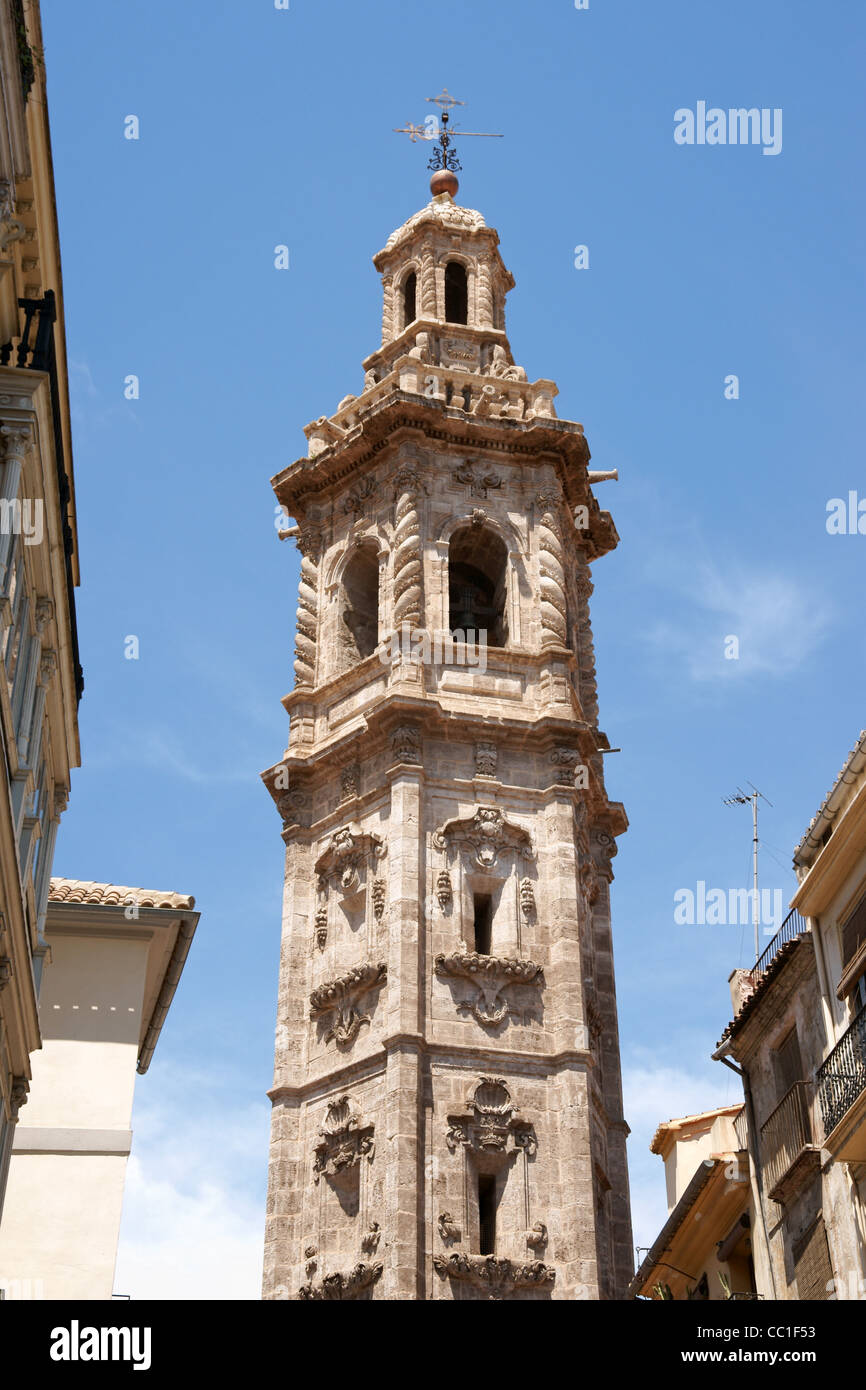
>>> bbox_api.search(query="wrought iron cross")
[394,88,502,174]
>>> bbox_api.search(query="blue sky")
[39,0,866,1295]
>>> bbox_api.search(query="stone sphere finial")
[430,168,459,199]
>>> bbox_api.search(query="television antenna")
[723,784,773,961]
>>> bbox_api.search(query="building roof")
[49,878,195,911]
[628,1158,720,1298]
[715,936,806,1050]
[47,878,198,1073]
[793,730,866,869]
[381,194,488,253]
[650,1104,744,1155]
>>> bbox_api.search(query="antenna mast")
[722,784,773,961]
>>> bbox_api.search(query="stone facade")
[262,181,632,1300]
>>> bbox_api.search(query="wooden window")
[842,895,866,972]
[792,1218,834,1300]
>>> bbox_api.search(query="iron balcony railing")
[751,907,808,983]
[760,1080,814,1197]
[816,1002,866,1139]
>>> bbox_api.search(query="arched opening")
[448,525,508,647]
[444,261,468,325]
[340,544,379,663]
[402,271,417,329]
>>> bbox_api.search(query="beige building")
[261,163,632,1301]
[0,879,199,1299]
[630,1105,757,1301]
[638,732,866,1300]
[0,0,82,1213]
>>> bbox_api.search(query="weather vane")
[394,89,502,193]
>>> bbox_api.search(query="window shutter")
[792,1219,834,1300]
[842,895,866,971]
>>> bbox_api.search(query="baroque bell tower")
[262,131,633,1300]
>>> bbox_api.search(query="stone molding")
[298,1262,383,1301]
[432,1253,555,1300]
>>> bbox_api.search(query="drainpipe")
[716,1053,779,1300]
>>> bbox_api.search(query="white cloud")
[645,560,831,682]
[114,1064,269,1300]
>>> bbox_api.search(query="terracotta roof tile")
[48,878,195,912]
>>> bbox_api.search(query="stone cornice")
[268,1040,595,1104]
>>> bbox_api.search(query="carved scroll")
[536,491,567,649]
[313,1096,375,1184]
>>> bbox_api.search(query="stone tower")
[262,172,632,1301]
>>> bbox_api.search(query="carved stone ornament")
[526,1222,548,1252]
[435,869,453,912]
[453,463,502,498]
[315,824,386,895]
[433,807,535,871]
[298,1262,383,1301]
[314,906,328,950]
[434,953,544,1027]
[340,763,360,800]
[391,724,421,764]
[474,741,497,778]
[438,1212,462,1245]
[360,1222,381,1255]
[445,1078,536,1158]
[278,788,311,828]
[0,956,12,992]
[580,860,601,905]
[433,1254,555,1301]
[309,962,387,1046]
[371,878,386,920]
[519,877,536,924]
[550,746,583,785]
[313,1096,375,1185]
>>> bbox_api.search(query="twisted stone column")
[575,560,599,724]
[420,249,437,319]
[293,529,321,689]
[476,259,494,328]
[380,273,394,345]
[392,467,423,630]
[535,491,567,649]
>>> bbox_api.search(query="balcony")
[751,908,808,984]
[816,1002,866,1161]
[760,1081,820,1204]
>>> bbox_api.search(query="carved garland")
[432,807,535,871]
